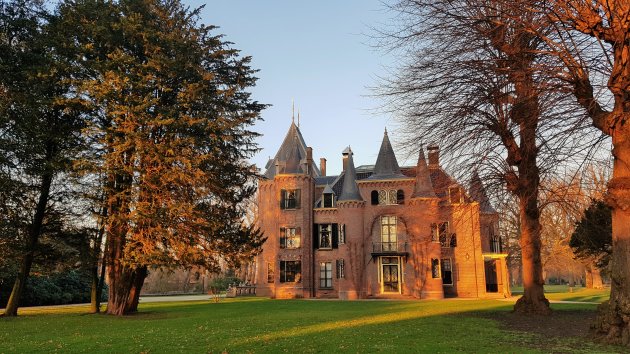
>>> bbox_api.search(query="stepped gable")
[367,129,406,180]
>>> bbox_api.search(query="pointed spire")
[470,170,496,213]
[298,110,300,128]
[338,148,363,202]
[368,129,405,180]
[283,135,303,174]
[292,99,295,123]
[412,146,437,198]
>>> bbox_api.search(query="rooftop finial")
[298,110,300,128]
[292,99,295,123]
[384,127,388,135]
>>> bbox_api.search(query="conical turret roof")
[338,147,363,202]
[469,171,496,213]
[412,147,437,198]
[368,129,405,180]
[263,121,320,178]
[283,136,303,174]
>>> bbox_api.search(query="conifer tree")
[58,0,266,315]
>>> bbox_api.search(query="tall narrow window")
[449,187,462,204]
[396,189,405,204]
[320,262,333,288]
[319,224,332,249]
[280,261,301,283]
[381,216,397,251]
[280,189,300,209]
[280,227,301,249]
[438,222,450,247]
[491,235,502,253]
[267,262,274,283]
[431,258,440,278]
[441,258,453,285]
[336,259,345,279]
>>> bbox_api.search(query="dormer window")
[449,187,462,204]
[322,184,335,208]
[323,193,334,208]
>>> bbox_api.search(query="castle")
[254,122,509,299]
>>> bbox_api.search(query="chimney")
[427,144,440,167]
[342,146,351,171]
[320,158,327,176]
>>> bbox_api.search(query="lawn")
[0,295,624,353]
[511,285,611,303]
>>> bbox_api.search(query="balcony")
[371,242,409,257]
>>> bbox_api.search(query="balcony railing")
[372,241,408,254]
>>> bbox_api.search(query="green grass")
[0,297,623,353]
[511,285,611,303]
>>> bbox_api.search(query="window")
[280,261,301,283]
[319,224,332,249]
[375,189,404,205]
[339,224,346,244]
[441,258,453,285]
[491,235,502,253]
[449,187,462,204]
[431,258,440,278]
[381,216,397,251]
[449,234,457,247]
[267,262,274,283]
[280,227,301,249]
[432,222,450,245]
[280,189,300,210]
[320,262,333,288]
[323,193,334,208]
[336,259,345,279]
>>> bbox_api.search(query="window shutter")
[280,227,286,248]
[336,260,340,279]
[313,223,319,249]
[295,189,301,209]
[332,223,339,249]
[280,189,286,209]
[397,189,405,204]
[371,190,379,205]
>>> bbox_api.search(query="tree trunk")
[514,188,551,314]
[2,154,54,317]
[592,266,603,290]
[594,132,630,345]
[586,267,594,289]
[90,206,108,314]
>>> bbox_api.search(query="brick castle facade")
[254,122,510,299]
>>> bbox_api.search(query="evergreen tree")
[58,0,266,315]
[0,0,87,316]
[570,200,612,270]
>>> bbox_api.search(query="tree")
[570,199,612,271]
[57,0,266,315]
[378,0,601,314]
[0,0,87,316]
[523,0,630,344]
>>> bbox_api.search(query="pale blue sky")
[188,0,407,175]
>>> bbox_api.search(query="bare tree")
[377,0,604,314]
[509,0,630,344]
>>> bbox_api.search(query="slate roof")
[469,170,497,213]
[338,148,363,201]
[367,130,406,180]
[263,122,321,178]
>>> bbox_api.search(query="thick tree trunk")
[3,157,54,317]
[594,133,630,345]
[513,189,551,314]
[586,267,594,289]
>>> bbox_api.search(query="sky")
[187,1,407,175]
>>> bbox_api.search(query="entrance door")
[381,257,400,293]
[485,260,498,293]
